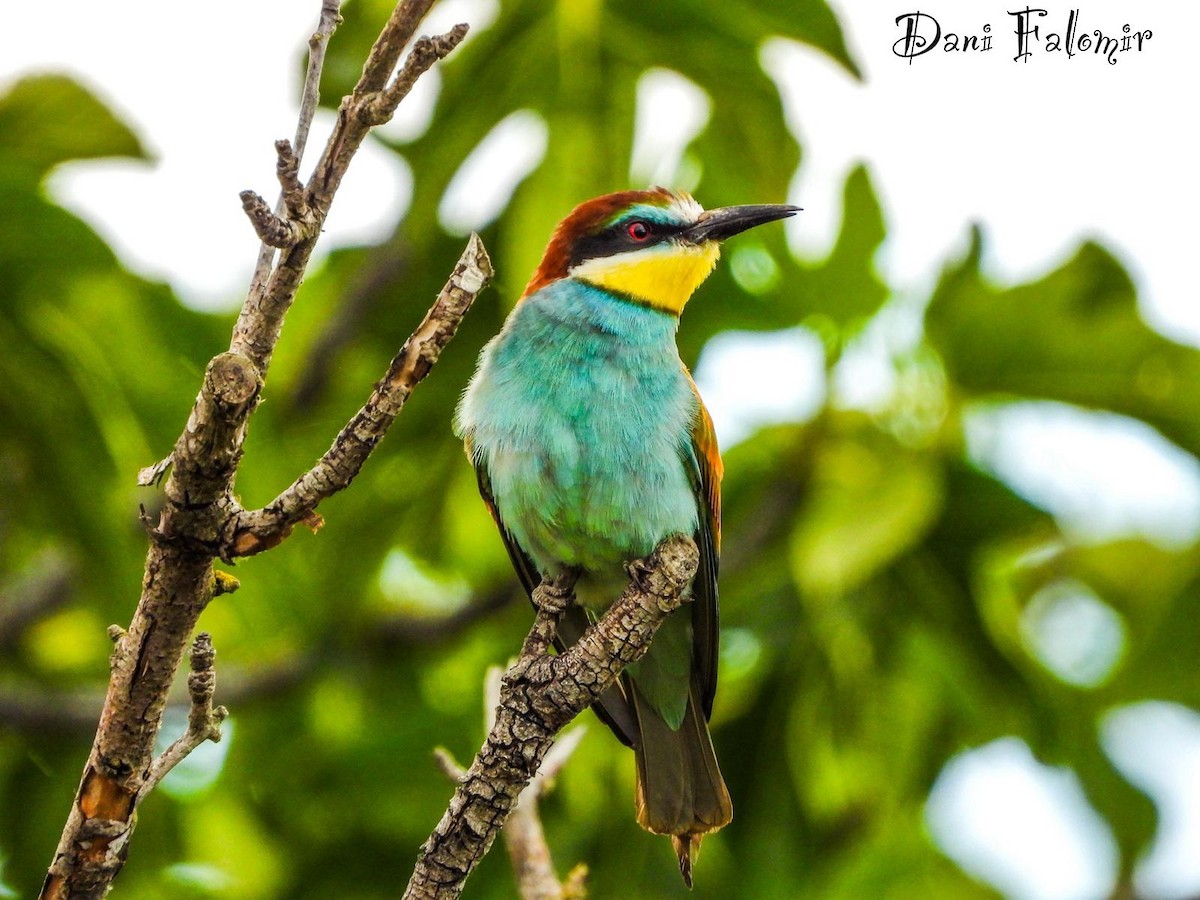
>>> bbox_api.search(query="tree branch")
[230,2,465,377]
[488,667,590,900]
[435,669,590,900]
[140,633,228,798]
[239,186,315,248]
[40,1,477,895]
[362,25,469,125]
[227,233,492,558]
[248,0,343,292]
[402,535,700,899]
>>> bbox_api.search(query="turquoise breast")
[456,279,699,586]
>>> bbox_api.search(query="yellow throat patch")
[573,242,721,315]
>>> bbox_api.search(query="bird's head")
[522,188,799,316]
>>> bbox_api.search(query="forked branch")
[40,2,481,897]
[228,233,492,558]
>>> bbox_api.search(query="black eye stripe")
[567,219,686,269]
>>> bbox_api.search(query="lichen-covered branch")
[402,535,700,900]
[228,233,492,557]
[40,1,476,896]
[40,548,227,899]
[41,349,258,898]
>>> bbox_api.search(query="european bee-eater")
[455,188,798,885]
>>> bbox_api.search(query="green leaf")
[927,229,1200,458]
[790,420,943,596]
[792,164,889,326]
[0,74,149,179]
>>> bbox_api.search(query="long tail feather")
[632,682,732,886]
[671,834,699,888]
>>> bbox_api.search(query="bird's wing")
[467,437,641,746]
[467,438,541,598]
[683,374,723,720]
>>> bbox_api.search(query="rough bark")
[227,235,492,557]
[39,2,484,896]
[403,536,700,899]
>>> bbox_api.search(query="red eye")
[627,221,651,241]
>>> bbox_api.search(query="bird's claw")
[533,574,576,616]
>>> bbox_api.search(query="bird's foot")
[532,570,578,617]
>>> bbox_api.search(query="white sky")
[3,2,1199,897]
[777,1,1200,347]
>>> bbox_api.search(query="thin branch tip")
[309,1,343,49]
[274,139,310,218]
[433,747,467,782]
[139,632,226,799]
[362,21,470,126]
[460,233,494,287]
[239,189,314,249]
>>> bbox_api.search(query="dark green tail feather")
[632,681,733,886]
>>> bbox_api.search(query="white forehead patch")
[666,191,705,221]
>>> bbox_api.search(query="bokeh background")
[2,1,1199,897]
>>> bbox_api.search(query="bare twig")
[433,670,589,900]
[240,188,315,248]
[41,1,475,895]
[232,5,465,377]
[403,536,700,900]
[354,0,438,95]
[140,633,227,798]
[274,138,310,220]
[227,233,492,558]
[504,726,589,900]
[249,0,344,290]
[294,0,342,162]
[433,747,467,782]
[362,25,469,125]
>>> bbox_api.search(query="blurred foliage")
[1,1,1197,898]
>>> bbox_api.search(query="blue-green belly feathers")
[456,279,699,578]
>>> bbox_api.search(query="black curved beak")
[681,204,801,244]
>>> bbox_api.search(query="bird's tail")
[632,683,733,888]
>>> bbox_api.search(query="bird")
[454,187,798,886]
